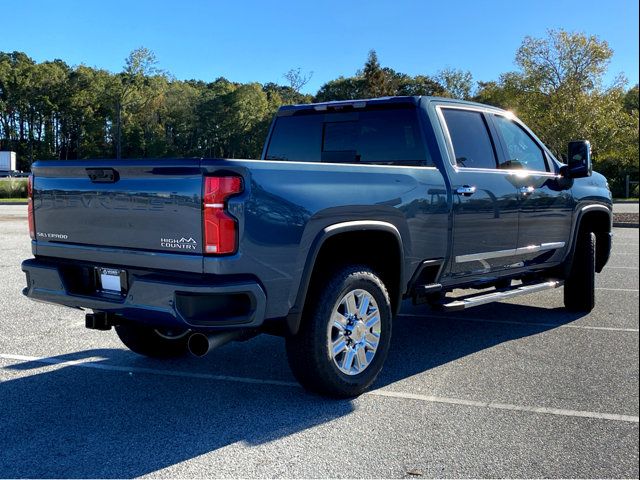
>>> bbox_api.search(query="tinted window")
[322,121,359,162]
[442,109,497,169]
[344,109,427,165]
[266,108,430,166]
[265,115,322,162]
[493,115,547,171]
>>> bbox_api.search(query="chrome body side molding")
[455,242,565,263]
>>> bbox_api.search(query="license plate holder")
[97,268,125,294]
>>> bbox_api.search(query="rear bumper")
[21,258,266,331]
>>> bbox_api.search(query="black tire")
[115,323,190,358]
[286,265,392,398]
[564,231,596,312]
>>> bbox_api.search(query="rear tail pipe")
[187,330,244,357]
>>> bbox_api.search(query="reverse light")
[203,176,243,255]
[27,174,35,239]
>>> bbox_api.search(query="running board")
[439,280,564,312]
[412,283,443,305]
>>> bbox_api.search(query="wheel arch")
[285,221,405,336]
[563,204,612,275]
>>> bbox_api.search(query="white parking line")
[605,266,639,270]
[0,353,299,387]
[596,287,639,293]
[368,390,639,423]
[1,353,637,424]
[397,314,639,333]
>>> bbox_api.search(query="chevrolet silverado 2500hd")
[22,96,613,397]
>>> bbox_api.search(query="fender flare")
[284,220,405,336]
[562,203,612,275]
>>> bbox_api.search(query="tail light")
[27,175,35,239]
[203,176,243,255]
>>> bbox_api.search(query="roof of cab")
[277,96,504,115]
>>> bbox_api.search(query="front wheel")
[564,231,596,312]
[286,265,392,398]
[115,323,190,358]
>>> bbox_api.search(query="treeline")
[0,30,638,192]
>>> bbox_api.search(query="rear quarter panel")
[201,159,449,319]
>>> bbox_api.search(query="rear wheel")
[286,265,392,398]
[564,231,596,312]
[115,323,190,358]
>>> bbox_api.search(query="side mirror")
[567,140,592,178]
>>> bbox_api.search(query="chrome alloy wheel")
[327,288,381,375]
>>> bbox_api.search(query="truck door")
[439,107,520,279]
[489,113,574,266]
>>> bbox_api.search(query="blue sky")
[4,0,639,93]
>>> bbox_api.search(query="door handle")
[456,185,477,196]
[519,186,535,195]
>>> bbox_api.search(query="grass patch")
[0,178,28,199]
[0,197,28,203]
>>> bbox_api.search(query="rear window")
[263,115,323,162]
[265,108,430,166]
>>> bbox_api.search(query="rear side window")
[442,108,497,169]
[265,108,430,166]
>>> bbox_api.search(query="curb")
[0,201,27,205]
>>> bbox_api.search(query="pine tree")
[363,50,388,98]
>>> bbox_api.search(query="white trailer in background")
[0,151,17,173]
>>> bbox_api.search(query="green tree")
[395,74,446,96]
[196,77,238,157]
[363,50,389,97]
[223,83,270,158]
[162,80,200,156]
[315,76,366,101]
[0,35,637,184]
[67,66,113,158]
[475,29,638,195]
[436,68,474,99]
[515,29,613,94]
[263,82,311,105]
[623,84,639,113]
[111,47,163,159]
[0,52,36,166]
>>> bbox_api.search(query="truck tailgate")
[32,159,203,255]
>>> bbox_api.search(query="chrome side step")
[439,280,564,312]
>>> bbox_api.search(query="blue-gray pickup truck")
[22,96,613,397]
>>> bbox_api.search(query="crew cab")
[22,96,613,397]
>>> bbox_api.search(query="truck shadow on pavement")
[0,302,584,478]
[380,301,585,388]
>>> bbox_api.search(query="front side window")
[442,109,497,169]
[493,115,548,172]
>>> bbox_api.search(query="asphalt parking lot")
[0,204,638,478]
